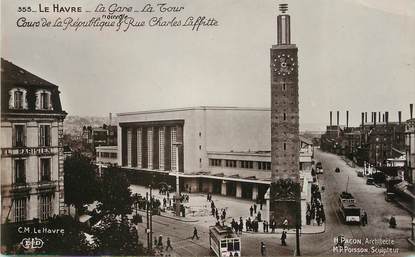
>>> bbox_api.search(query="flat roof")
[117,106,270,116]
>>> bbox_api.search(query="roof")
[1,58,66,116]
[117,106,270,116]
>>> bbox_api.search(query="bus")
[209,224,241,257]
[338,192,361,224]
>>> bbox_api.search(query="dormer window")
[9,88,28,110]
[36,90,53,110]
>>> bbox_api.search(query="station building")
[116,107,313,201]
[1,58,67,223]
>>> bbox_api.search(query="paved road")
[301,149,412,256]
[135,149,413,256]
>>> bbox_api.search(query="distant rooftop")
[117,106,270,116]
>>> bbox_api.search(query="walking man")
[250,206,254,217]
[192,227,200,240]
[254,203,257,214]
[166,237,173,251]
[281,231,287,246]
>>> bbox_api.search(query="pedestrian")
[192,227,199,240]
[254,203,257,214]
[154,237,158,248]
[260,200,263,210]
[263,220,266,232]
[163,198,167,207]
[239,221,243,234]
[222,209,227,220]
[389,216,397,228]
[250,206,254,217]
[283,218,288,230]
[166,237,173,251]
[265,220,269,232]
[257,211,262,222]
[260,242,266,256]
[271,219,276,233]
[281,231,287,246]
[362,211,368,226]
[158,235,163,247]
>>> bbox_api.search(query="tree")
[92,214,143,255]
[97,168,133,216]
[64,153,99,215]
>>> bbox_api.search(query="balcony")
[10,182,31,196]
[37,180,56,193]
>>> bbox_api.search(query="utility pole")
[146,192,150,251]
[296,201,301,256]
[149,185,153,250]
[173,142,182,216]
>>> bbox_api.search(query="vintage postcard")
[1,0,414,256]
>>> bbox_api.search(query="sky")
[1,0,415,130]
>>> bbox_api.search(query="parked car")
[316,162,323,174]
[357,170,364,177]
[335,167,340,173]
[366,176,375,185]
[385,192,395,202]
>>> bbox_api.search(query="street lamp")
[172,142,182,217]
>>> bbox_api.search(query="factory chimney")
[378,111,381,122]
[365,112,367,123]
[374,112,377,126]
[361,112,364,127]
[385,112,389,124]
[411,104,414,119]
[398,111,402,124]
[337,111,340,126]
[330,111,332,126]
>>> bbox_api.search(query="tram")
[209,224,241,257]
[338,191,361,224]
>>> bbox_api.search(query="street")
[134,148,413,256]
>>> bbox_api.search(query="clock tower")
[269,4,301,228]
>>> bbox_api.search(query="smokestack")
[361,112,364,127]
[378,111,381,122]
[337,111,339,126]
[382,113,385,123]
[385,112,389,124]
[398,111,402,124]
[411,104,414,119]
[330,111,332,126]
[374,112,377,126]
[109,112,112,126]
[346,110,349,128]
[371,112,374,122]
[365,112,367,123]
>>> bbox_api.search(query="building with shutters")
[1,58,67,223]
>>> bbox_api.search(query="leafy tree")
[97,167,133,216]
[39,215,92,255]
[92,214,143,255]
[64,153,99,215]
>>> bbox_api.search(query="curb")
[243,224,326,235]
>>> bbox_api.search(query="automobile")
[357,170,364,177]
[316,162,323,174]
[335,167,340,173]
[385,192,395,202]
[366,176,375,185]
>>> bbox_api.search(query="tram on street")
[209,224,241,257]
[338,191,361,224]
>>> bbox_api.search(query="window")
[225,160,237,168]
[39,125,51,146]
[171,127,177,171]
[14,125,25,147]
[199,145,201,150]
[14,198,27,222]
[147,128,153,169]
[209,159,222,166]
[159,128,165,170]
[283,143,287,151]
[39,194,52,221]
[40,92,49,109]
[40,158,51,181]
[257,161,271,170]
[283,113,287,121]
[241,160,253,169]
[282,83,286,91]
[15,91,24,109]
[36,90,52,110]
[14,159,26,184]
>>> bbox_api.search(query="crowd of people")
[305,184,326,226]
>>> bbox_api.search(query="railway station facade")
[116,106,313,202]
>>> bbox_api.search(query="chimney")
[330,111,332,126]
[365,112,367,123]
[361,112,364,126]
[398,111,402,124]
[378,111,381,122]
[371,112,374,122]
[374,112,377,126]
[109,112,112,126]
[346,110,349,128]
[382,113,385,123]
[337,111,339,126]
[411,104,414,119]
[385,111,389,124]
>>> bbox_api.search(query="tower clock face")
[273,54,295,76]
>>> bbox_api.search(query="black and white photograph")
[1,0,415,256]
